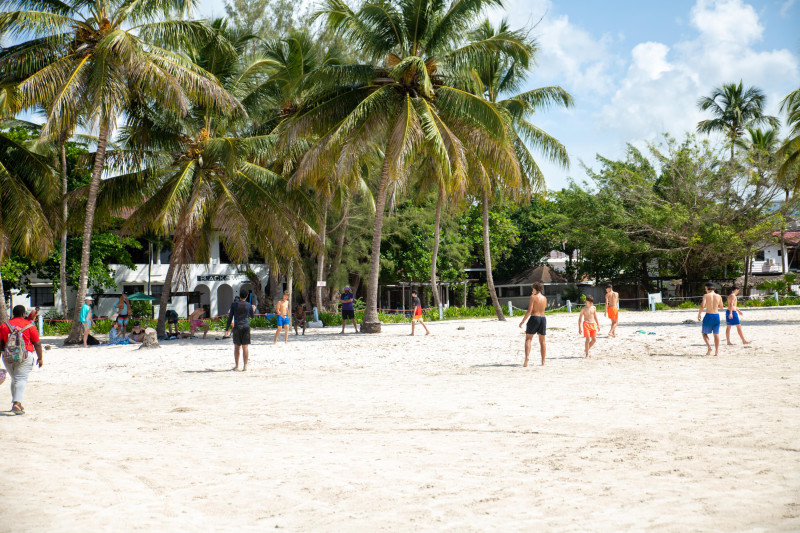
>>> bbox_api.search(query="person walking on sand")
[339,286,359,334]
[698,282,725,356]
[293,304,307,336]
[79,296,93,348]
[1,305,44,415]
[409,290,430,336]
[188,306,210,339]
[578,295,600,357]
[116,293,131,336]
[518,281,547,366]
[226,297,256,371]
[274,291,291,344]
[604,284,619,337]
[726,286,751,346]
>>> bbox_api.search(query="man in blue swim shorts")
[698,282,724,356]
[725,286,751,346]
[273,291,291,344]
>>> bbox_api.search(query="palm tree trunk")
[482,187,505,321]
[430,187,444,311]
[156,254,178,338]
[781,190,789,274]
[327,201,350,303]
[287,262,294,312]
[315,197,329,312]
[59,140,69,317]
[743,252,750,297]
[65,121,111,344]
[361,159,391,333]
[0,268,8,323]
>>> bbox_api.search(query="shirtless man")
[698,281,725,356]
[725,286,751,346]
[604,284,619,337]
[578,295,600,357]
[273,291,290,344]
[188,306,209,339]
[518,281,547,366]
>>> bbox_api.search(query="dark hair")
[586,295,594,303]
[411,290,418,295]
[532,281,544,293]
[705,282,715,290]
[133,321,140,327]
[605,284,613,290]
[12,305,26,318]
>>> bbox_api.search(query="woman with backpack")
[0,305,43,415]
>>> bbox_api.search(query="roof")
[498,265,568,285]
[771,231,800,245]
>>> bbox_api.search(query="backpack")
[3,321,34,363]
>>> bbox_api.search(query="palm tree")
[463,19,572,320]
[0,132,59,321]
[291,0,527,333]
[697,81,779,160]
[0,0,237,342]
[777,87,800,194]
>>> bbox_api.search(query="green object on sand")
[635,329,646,334]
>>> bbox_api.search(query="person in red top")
[1,305,44,414]
[26,306,40,322]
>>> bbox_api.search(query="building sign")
[317,281,327,287]
[197,274,248,282]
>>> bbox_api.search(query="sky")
[202,0,799,189]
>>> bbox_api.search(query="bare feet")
[743,340,752,345]
[425,331,430,335]
[727,342,734,345]
[232,366,238,371]
[706,347,712,355]
[523,357,529,367]
[242,365,247,371]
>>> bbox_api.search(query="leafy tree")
[494,198,560,281]
[697,81,779,160]
[777,86,800,194]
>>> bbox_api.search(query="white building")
[749,231,799,274]
[11,235,271,319]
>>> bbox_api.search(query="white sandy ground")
[2,307,799,532]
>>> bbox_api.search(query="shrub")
[655,302,670,310]
[471,284,490,306]
[678,301,698,309]
[560,284,583,303]
[130,301,152,318]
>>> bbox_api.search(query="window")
[778,249,782,257]
[219,244,231,264]
[123,285,144,295]
[755,250,765,261]
[150,284,171,303]
[30,286,55,307]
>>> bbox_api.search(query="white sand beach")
[3,307,800,532]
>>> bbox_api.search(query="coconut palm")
[462,19,572,320]
[289,0,528,332]
[0,0,238,342]
[777,87,800,193]
[697,81,779,160]
[0,132,60,321]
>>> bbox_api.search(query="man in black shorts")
[518,281,547,366]
[339,286,358,334]
[165,309,179,337]
[225,298,255,371]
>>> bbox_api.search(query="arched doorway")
[217,284,234,317]
[238,282,256,307]
[192,284,211,317]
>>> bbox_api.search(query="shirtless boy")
[604,284,619,337]
[189,306,210,339]
[578,295,600,357]
[698,282,725,356]
[518,281,547,366]
[725,286,751,346]
[273,291,290,344]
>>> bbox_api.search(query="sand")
[2,307,799,532]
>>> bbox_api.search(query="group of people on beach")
[517,281,751,366]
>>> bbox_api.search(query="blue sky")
[202,0,800,189]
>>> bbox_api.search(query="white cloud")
[780,0,796,17]
[599,0,799,146]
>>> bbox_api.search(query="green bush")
[560,284,583,303]
[678,301,698,309]
[130,301,152,318]
[655,302,670,310]
[471,284,490,306]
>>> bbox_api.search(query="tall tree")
[777,86,800,194]
[292,0,527,332]
[0,0,237,343]
[696,81,779,160]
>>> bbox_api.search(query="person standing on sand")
[116,294,131,336]
[79,296,93,348]
[726,286,751,346]
[1,305,44,415]
[188,306,210,339]
[339,286,359,334]
[274,291,291,344]
[409,290,430,336]
[578,295,600,357]
[226,298,256,371]
[698,282,725,356]
[604,284,619,337]
[518,281,547,366]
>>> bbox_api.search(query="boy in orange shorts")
[578,295,600,357]
[604,284,619,337]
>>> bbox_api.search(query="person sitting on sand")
[188,306,209,339]
[293,304,307,336]
[108,322,129,345]
[604,284,619,337]
[409,290,430,336]
[518,281,547,366]
[698,282,724,356]
[725,286,751,346]
[128,322,146,343]
[578,295,600,357]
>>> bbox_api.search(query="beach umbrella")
[127,292,159,301]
